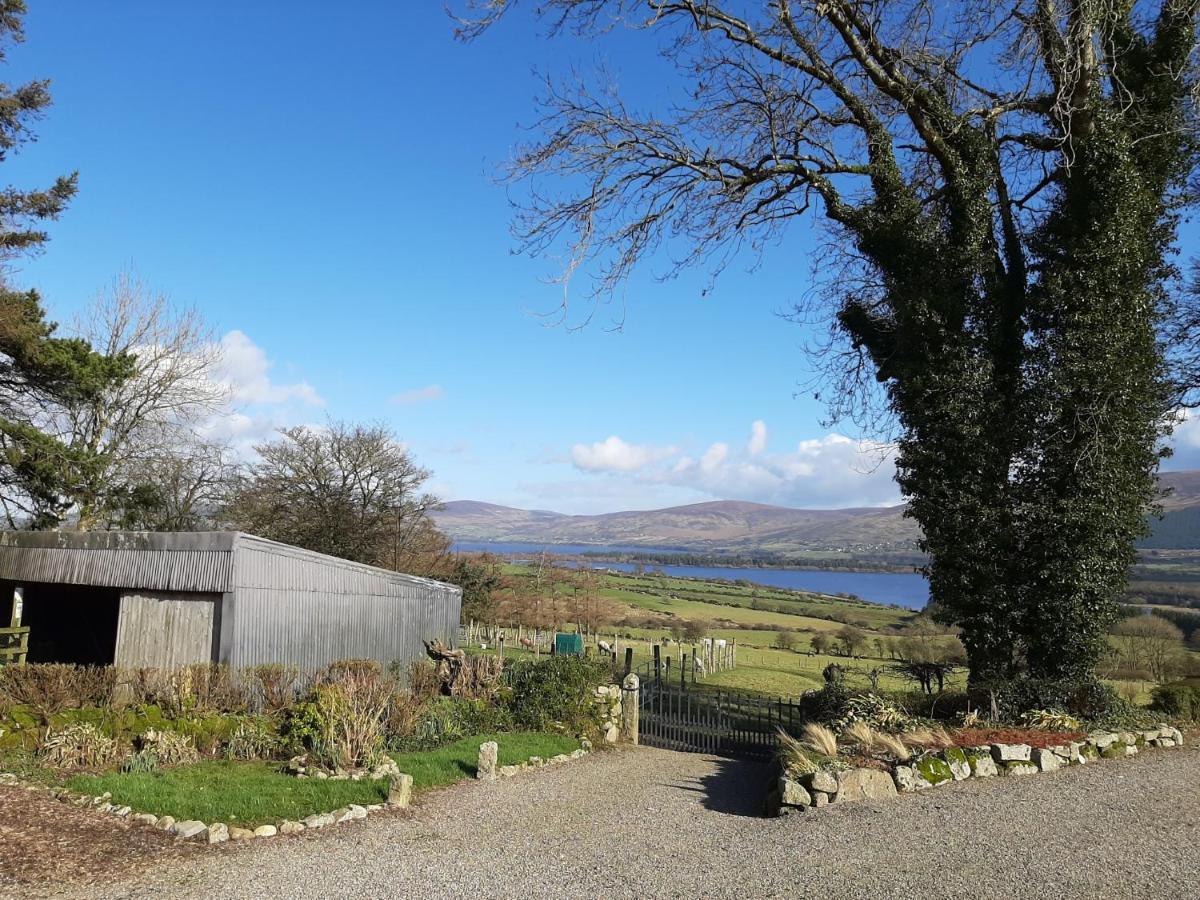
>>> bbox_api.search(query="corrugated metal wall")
[221,535,462,670]
[0,547,232,593]
[114,590,218,667]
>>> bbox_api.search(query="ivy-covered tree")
[0,1,132,528]
[460,1,1200,682]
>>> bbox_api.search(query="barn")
[0,531,462,670]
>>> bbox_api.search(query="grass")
[67,731,579,827]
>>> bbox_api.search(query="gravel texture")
[15,740,1200,899]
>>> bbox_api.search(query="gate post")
[620,673,640,745]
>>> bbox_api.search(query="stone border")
[767,724,1186,816]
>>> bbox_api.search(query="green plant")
[1020,709,1083,732]
[1150,679,1200,721]
[504,656,609,736]
[38,722,120,769]
[396,697,512,752]
[224,717,283,761]
[135,728,199,766]
[833,693,917,733]
[286,667,393,770]
[121,749,159,774]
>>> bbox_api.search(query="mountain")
[433,469,1200,554]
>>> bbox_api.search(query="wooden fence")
[0,626,29,665]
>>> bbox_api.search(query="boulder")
[1088,732,1118,750]
[799,771,839,794]
[206,823,229,844]
[811,791,830,808]
[477,741,499,780]
[778,776,811,808]
[346,805,368,820]
[253,824,278,838]
[990,743,1032,763]
[331,807,355,824]
[1160,738,1178,748]
[279,821,305,835]
[302,813,335,829]
[1000,761,1038,777]
[892,765,932,793]
[1101,741,1129,760]
[171,820,208,840]
[388,773,413,808]
[156,815,176,832]
[966,749,998,778]
[942,747,970,781]
[1031,748,1061,772]
[229,827,255,841]
[913,754,955,786]
[497,765,521,777]
[1078,743,1099,762]
[132,813,158,826]
[835,767,899,803]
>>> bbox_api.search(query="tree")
[225,421,444,571]
[20,274,229,529]
[810,633,833,656]
[837,625,868,657]
[681,619,707,643]
[460,2,1200,684]
[774,630,797,651]
[448,552,504,623]
[1111,615,1185,682]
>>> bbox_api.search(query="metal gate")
[637,674,806,760]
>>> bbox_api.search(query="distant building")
[0,531,461,670]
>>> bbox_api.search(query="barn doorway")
[16,581,121,665]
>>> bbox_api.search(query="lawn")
[67,731,579,827]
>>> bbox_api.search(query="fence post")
[624,646,634,677]
[653,644,661,683]
[681,653,687,689]
[620,673,640,745]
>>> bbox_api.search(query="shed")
[0,531,462,671]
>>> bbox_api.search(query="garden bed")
[65,732,581,828]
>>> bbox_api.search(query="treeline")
[578,550,926,573]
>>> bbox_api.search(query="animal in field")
[519,637,535,651]
[694,657,707,676]
[598,640,613,654]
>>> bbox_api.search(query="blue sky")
[5,3,1196,514]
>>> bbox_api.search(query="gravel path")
[21,741,1200,899]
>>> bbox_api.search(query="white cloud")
[570,435,679,473]
[564,421,900,508]
[215,331,323,407]
[747,419,768,456]
[392,384,445,406]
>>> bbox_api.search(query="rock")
[604,724,620,743]
[1101,741,1129,760]
[580,738,593,752]
[171,820,208,840]
[892,765,932,793]
[206,823,229,844]
[835,768,899,803]
[1169,727,1184,746]
[477,741,499,781]
[990,743,1032,763]
[778,776,811,808]
[1124,742,1138,756]
[369,757,401,780]
[279,821,305,835]
[229,827,255,841]
[388,773,413,808]
[332,807,354,824]
[1160,738,1177,748]
[528,756,543,767]
[1000,761,1038,776]
[113,805,132,817]
[253,824,278,837]
[811,791,830,808]
[1031,748,1061,772]
[302,813,335,829]
[346,804,368,820]
[1088,732,1118,750]
[314,771,328,780]
[132,813,158,826]
[570,748,586,759]
[1078,743,1099,762]
[97,803,114,813]
[799,770,839,794]
[550,754,571,765]
[913,753,955,786]
[966,749,998,778]
[1141,731,1159,746]
[942,747,970,781]
[156,815,176,831]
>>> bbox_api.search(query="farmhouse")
[0,531,461,670]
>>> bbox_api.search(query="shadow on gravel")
[671,756,774,817]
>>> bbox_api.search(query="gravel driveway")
[21,741,1200,899]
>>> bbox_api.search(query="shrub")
[395,697,512,751]
[505,656,609,736]
[224,717,283,760]
[776,728,817,777]
[121,665,248,716]
[287,667,393,770]
[970,677,1127,724]
[1151,678,1200,721]
[0,665,117,721]
[136,728,200,766]
[406,660,442,701]
[1020,709,1083,732]
[247,664,300,715]
[39,723,120,769]
[833,693,917,733]
[800,722,838,757]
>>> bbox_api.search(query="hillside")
[435,469,1200,554]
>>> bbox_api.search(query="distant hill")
[434,469,1200,554]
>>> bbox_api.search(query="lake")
[452,541,930,610]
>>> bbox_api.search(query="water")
[452,541,929,610]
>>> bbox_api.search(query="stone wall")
[767,724,1185,817]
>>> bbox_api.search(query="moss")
[914,753,954,785]
[1100,741,1128,760]
[1000,761,1038,776]
[943,746,968,767]
[1078,743,1099,761]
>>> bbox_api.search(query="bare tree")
[12,273,229,528]
[224,420,443,570]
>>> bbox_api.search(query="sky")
[4,3,1197,515]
